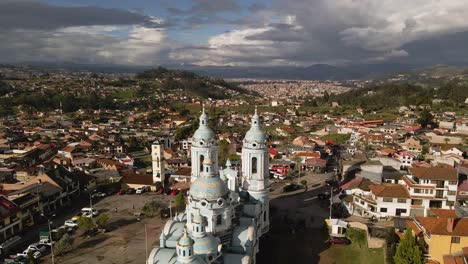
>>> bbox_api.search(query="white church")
[148,107,270,264]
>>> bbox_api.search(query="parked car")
[327,237,351,245]
[283,183,301,193]
[17,249,41,259]
[91,192,106,198]
[164,187,172,195]
[142,186,151,192]
[170,189,179,196]
[126,188,136,194]
[64,219,78,228]
[26,243,47,254]
[318,192,331,200]
[160,208,170,219]
[117,189,126,195]
[136,187,144,194]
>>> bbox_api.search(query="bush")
[96,214,109,230]
[142,200,161,217]
[55,233,73,255]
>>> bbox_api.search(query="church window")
[216,215,222,225]
[252,157,258,174]
[200,155,204,172]
[183,250,186,257]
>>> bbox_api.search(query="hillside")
[322,82,468,111]
[135,67,249,99]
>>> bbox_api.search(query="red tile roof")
[370,184,410,198]
[415,217,468,236]
[409,166,458,181]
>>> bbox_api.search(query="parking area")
[34,192,175,264]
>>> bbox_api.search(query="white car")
[135,188,143,194]
[64,219,78,228]
[17,249,42,259]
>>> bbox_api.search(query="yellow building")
[407,217,468,263]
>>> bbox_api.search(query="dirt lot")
[42,192,175,264]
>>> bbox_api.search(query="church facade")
[148,108,270,264]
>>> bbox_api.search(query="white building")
[148,107,270,264]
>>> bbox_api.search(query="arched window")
[252,157,258,174]
[200,155,204,172]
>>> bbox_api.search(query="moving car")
[64,219,78,228]
[283,183,301,193]
[327,237,351,245]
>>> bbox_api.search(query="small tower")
[191,106,218,181]
[241,107,270,234]
[152,141,165,183]
[176,228,196,263]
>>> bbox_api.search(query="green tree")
[96,214,109,230]
[394,229,424,264]
[142,200,161,217]
[417,109,433,128]
[174,191,186,212]
[78,216,95,234]
[218,139,231,165]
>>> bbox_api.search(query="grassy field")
[324,243,384,264]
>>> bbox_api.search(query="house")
[395,151,415,169]
[406,217,468,263]
[343,182,411,218]
[440,146,464,157]
[368,184,411,217]
[400,166,458,216]
[304,158,327,173]
[456,179,468,218]
[0,195,22,242]
[403,137,423,153]
[443,247,468,264]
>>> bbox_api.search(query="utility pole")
[41,214,55,264]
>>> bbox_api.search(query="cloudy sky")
[1,0,468,67]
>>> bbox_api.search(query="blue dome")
[244,127,267,143]
[190,176,228,200]
[244,110,267,143]
[193,235,220,255]
[193,108,215,141]
[193,126,215,140]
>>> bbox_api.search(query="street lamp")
[84,188,93,210]
[41,214,55,264]
[137,218,148,264]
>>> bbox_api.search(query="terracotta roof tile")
[415,217,468,236]
[409,166,458,181]
[370,184,410,198]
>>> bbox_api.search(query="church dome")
[244,108,267,143]
[193,107,215,141]
[193,235,220,255]
[190,176,229,200]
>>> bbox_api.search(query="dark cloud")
[168,0,240,14]
[0,1,166,30]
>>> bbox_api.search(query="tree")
[78,216,95,235]
[394,229,424,264]
[218,139,231,165]
[417,109,433,128]
[174,191,186,212]
[142,200,161,217]
[96,214,109,230]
